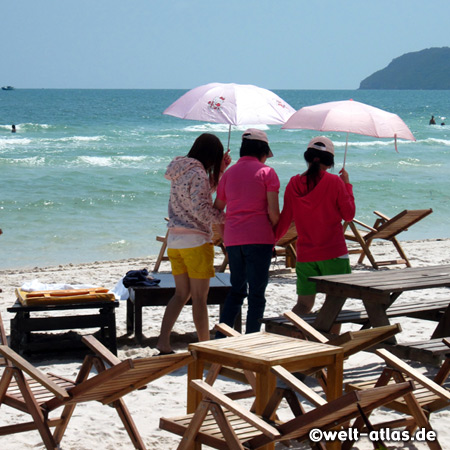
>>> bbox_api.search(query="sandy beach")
[0,238,449,449]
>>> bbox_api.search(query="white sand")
[0,238,449,449]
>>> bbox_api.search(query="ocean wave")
[0,123,53,131]
[58,136,105,143]
[0,137,33,149]
[3,156,46,166]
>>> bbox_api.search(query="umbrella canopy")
[282,99,415,166]
[164,82,296,148]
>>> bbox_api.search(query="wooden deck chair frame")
[282,311,401,390]
[273,222,297,269]
[0,331,192,449]
[343,209,433,269]
[153,221,229,273]
[160,363,414,450]
[345,346,450,450]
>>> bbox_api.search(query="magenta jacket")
[275,171,355,262]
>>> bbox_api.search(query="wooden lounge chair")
[280,311,401,389]
[343,209,432,269]
[273,221,297,269]
[346,346,450,450]
[153,221,228,272]
[0,328,192,449]
[160,363,414,450]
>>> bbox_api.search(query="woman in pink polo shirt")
[275,136,355,315]
[214,129,280,334]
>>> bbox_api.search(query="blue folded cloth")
[122,269,161,288]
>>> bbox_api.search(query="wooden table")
[188,332,344,450]
[127,273,232,344]
[310,264,450,343]
[7,299,119,355]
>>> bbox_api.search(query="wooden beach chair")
[153,221,228,272]
[343,208,433,269]
[160,363,414,450]
[283,310,401,390]
[345,346,450,450]
[0,330,192,450]
[273,221,297,268]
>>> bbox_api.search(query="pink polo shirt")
[216,156,280,246]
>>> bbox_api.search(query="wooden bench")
[382,337,450,366]
[261,297,449,336]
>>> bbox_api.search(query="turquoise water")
[1,89,449,269]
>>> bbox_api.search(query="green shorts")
[296,258,351,296]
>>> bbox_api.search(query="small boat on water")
[1,86,14,90]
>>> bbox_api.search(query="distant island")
[359,47,450,90]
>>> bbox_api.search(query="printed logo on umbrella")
[208,96,225,111]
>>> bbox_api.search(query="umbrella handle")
[227,124,231,151]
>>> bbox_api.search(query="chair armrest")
[376,348,450,401]
[271,365,327,407]
[352,218,377,232]
[82,335,121,366]
[373,211,391,221]
[443,338,450,349]
[0,345,69,399]
[283,311,328,344]
[190,379,281,440]
[214,322,241,337]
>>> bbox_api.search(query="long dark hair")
[303,144,334,193]
[187,133,224,187]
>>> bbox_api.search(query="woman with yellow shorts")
[156,134,230,354]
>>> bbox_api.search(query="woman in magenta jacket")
[275,136,355,315]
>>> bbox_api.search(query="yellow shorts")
[167,243,215,279]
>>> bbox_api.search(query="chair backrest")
[275,222,297,247]
[376,348,450,401]
[367,209,432,240]
[65,352,193,405]
[329,324,402,358]
[252,381,414,446]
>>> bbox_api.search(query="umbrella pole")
[227,124,231,150]
[342,132,349,168]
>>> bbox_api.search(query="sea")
[0,89,449,270]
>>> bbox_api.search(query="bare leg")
[190,278,211,342]
[292,294,316,315]
[156,273,191,353]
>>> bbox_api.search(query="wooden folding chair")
[279,311,401,390]
[346,346,450,450]
[0,332,192,449]
[160,363,414,450]
[153,221,228,272]
[343,209,433,269]
[273,221,297,268]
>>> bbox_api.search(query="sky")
[2,0,449,90]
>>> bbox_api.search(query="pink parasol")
[282,99,415,167]
[164,82,295,148]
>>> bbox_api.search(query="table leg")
[126,298,134,335]
[187,358,204,414]
[431,303,450,339]
[255,369,277,450]
[326,352,344,450]
[134,300,143,344]
[362,301,397,344]
[102,306,117,355]
[313,295,347,333]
